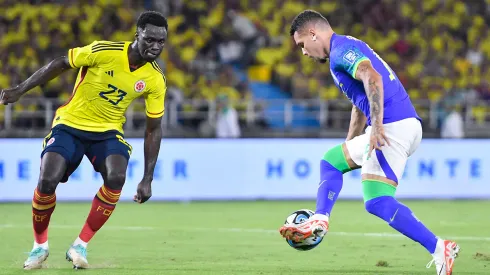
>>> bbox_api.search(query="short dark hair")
[137,11,168,31]
[290,10,329,36]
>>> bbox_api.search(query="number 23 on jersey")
[99,84,127,106]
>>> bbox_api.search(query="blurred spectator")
[224,9,263,67]
[441,105,465,139]
[215,94,240,138]
[476,80,490,101]
[466,39,484,67]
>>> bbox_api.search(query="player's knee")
[37,174,59,194]
[104,170,126,190]
[364,196,395,222]
[320,159,342,178]
[364,197,382,215]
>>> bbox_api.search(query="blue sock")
[315,160,343,216]
[365,196,438,254]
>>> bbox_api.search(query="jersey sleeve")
[67,41,100,68]
[331,44,370,78]
[144,75,167,118]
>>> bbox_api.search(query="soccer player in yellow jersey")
[0,11,168,270]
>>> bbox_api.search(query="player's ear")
[309,29,316,41]
[135,27,142,39]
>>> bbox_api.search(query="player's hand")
[133,179,152,204]
[368,123,390,159]
[0,86,24,105]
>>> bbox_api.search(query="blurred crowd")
[1,0,490,132]
[0,0,144,128]
[267,0,490,125]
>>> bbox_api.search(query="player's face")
[137,24,168,62]
[293,31,327,64]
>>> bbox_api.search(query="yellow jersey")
[53,40,167,133]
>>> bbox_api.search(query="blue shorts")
[41,124,132,183]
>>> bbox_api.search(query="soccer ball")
[283,209,323,251]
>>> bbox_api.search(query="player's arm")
[1,41,101,105]
[134,77,166,204]
[143,116,163,182]
[355,60,384,128]
[331,46,370,141]
[134,113,163,204]
[346,105,367,141]
[0,56,72,104]
[355,59,390,153]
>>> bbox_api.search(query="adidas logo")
[105,70,114,77]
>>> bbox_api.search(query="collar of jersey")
[122,42,149,74]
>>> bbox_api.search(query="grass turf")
[0,200,489,274]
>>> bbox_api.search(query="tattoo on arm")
[356,61,384,127]
[368,79,382,124]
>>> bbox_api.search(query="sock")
[32,188,56,247]
[365,195,438,254]
[315,160,343,216]
[33,240,49,250]
[77,184,121,246]
[315,145,352,216]
[73,237,88,247]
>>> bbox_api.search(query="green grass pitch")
[0,200,489,274]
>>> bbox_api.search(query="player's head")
[135,11,168,62]
[290,10,331,63]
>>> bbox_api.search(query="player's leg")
[74,155,127,247]
[24,128,83,270]
[23,153,66,270]
[67,135,131,269]
[362,120,438,252]
[361,118,459,274]
[280,134,366,241]
[315,140,363,216]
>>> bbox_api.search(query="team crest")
[47,137,55,146]
[343,50,360,64]
[134,80,146,93]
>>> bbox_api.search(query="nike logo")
[390,208,399,223]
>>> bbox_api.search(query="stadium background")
[0,1,490,274]
[2,0,490,139]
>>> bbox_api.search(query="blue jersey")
[329,33,420,126]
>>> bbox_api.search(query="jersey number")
[99,84,127,105]
[372,50,395,81]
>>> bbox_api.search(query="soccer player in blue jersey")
[279,10,460,274]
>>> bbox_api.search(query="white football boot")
[23,247,49,270]
[426,239,460,275]
[279,214,329,242]
[66,244,89,269]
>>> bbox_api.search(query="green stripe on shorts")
[362,180,396,202]
[322,144,351,173]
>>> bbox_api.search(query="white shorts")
[345,118,422,183]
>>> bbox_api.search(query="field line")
[2,224,490,242]
[197,227,490,242]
